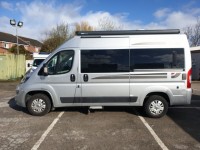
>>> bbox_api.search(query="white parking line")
[5,96,14,99]
[0,96,15,108]
[134,110,169,150]
[31,111,65,150]
[0,101,9,108]
[1,96,15,100]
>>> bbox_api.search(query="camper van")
[15,29,192,118]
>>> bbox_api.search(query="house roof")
[0,32,27,45]
[0,47,11,54]
[0,32,42,47]
[19,36,42,47]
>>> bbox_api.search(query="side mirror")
[43,64,48,76]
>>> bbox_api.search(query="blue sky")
[0,0,200,41]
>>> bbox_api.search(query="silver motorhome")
[15,29,192,118]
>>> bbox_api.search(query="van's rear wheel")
[144,95,168,118]
[27,93,51,116]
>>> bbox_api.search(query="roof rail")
[76,29,180,36]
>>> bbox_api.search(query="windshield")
[33,59,45,67]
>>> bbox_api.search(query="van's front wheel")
[144,95,168,118]
[27,93,51,116]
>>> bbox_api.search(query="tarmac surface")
[0,81,200,150]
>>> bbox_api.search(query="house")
[0,47,11,54]
[191,46,200,80]
[0,32,42,54]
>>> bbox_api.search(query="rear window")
[130,48,184,70]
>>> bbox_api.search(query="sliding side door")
[80,49,131,105]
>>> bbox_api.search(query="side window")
[81,50,129,73]
[130,48,184,70]
[46,50,74,75]
[47,55,58,75]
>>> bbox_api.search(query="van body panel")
[81,78,130,103]
[16,83,58,107]
[15,31,192,114]
[79,37,129,49]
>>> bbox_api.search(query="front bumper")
[15,85,26,107]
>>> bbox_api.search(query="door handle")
[83,74,88,82]
[70,74,75,82]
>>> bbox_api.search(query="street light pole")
[10,19,23,55]
[16,26,19,55]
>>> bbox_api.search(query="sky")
[0,0,200,41]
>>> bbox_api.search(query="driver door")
[44,50,79,105]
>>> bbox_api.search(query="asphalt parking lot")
[0,81,200,150]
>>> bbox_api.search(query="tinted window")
[81,50,129,73]
[130,48,184,70]
[46,50,74,75]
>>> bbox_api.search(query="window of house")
[4,43,9,49]
[130,48,184,70]
[81,49,129,73]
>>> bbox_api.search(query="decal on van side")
[92,73,168,80]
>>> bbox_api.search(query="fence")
[0,54,25,80]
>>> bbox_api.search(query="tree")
[98,17,123,31]
[183,18,200,47]
[75,21,94,31]
[64,21,94,38]
[9,45,32,59]
[70,21,94,37]
[41,23,69,53]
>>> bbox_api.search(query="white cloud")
[0,1,199,41]
[13,1,83,41]
[0,1,133,41]
[163,11,197,28]
[0,1,13,10]
[80,11,128,29]
[154,8,171,19]
[192,8,200,15]
[0,16,17,36]
[153,8,199,29]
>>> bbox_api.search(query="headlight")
[16,86,20,94]
[21,69,34,84]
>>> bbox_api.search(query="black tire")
[144,95,168,118]
[27,93,51,116]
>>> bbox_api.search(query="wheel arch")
[25,90,54,108]
[143,92,171,106]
